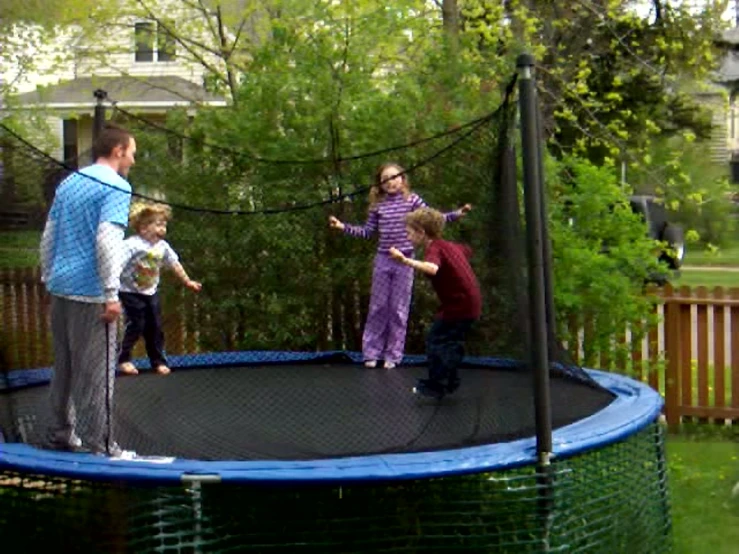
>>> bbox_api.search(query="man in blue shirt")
[40,124,136,457]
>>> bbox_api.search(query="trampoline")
[0,60,672,553]
[0,351,669,553]
[2,351,621,465]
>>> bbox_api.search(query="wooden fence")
[0,268,197,371]
[1,267,737,428]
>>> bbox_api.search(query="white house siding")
[70,1,226,88]
[696,92,731,165]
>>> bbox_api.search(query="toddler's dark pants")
[118,291,167,369]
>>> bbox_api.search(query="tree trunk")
[441,0,459,51]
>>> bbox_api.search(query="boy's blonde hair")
[405,208,445,239]
[129,201,172,232]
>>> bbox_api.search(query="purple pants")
[363,253,414,364]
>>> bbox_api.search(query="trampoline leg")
[183,474,220,553]
[189,482,204,554]
[536,454,555,553]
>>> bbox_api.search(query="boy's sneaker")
[46,440,94,454]
[383,361,396,370]
[413,379,446,400]
[46,434,90,453]
[364,360,378,368]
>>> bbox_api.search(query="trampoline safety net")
[0,83,617,461]
[0,69,671,554]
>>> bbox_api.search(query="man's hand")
[389,247,406,262]
[328,216,345,231]
[101,301,122,323]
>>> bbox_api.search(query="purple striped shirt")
[344,192,460,254]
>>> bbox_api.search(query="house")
[716,25,739,178]
[692,82,730,166]
[11,75,226,167]
[0,3,229,219]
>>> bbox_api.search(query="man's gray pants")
[48,295,117,452]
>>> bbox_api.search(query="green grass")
[674,269,739,288]
[670,361,733,408]
[667,433,739,554]
[685,243,739,267]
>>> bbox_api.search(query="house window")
[135,21,176,62]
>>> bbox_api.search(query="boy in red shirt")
[389,208,482,399]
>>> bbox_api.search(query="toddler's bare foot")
[119,362,138,375]
[156,365,171,375]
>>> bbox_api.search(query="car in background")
[628,195,685,284]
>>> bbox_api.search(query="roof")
[12,75,227,109]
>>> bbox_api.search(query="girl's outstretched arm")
[410,194,472,223]
[328,215,345,231]
[330,210,379,239]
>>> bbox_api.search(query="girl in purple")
[328,163,471,369]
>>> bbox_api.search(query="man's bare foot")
[119,362,138,375]
[155,365,171,375]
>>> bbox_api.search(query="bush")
[548,155,662,368]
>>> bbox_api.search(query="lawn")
[674,269,739,288]
[673,241,739,288]
[685,243,739,267]
[667,433,739,554]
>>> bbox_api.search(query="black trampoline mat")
[6,364,615,461]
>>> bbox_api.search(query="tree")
[445,0,733,245]
[116,0,505,353]
[59,0,278,105]
[0,0,92,27]
[5,0,717,360]
[444,0,727,160]
[98,0,667,365]
[0,0,97,97]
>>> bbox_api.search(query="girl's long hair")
[368,163,411,211]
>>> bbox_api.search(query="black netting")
[0,76,614,461]
[0,422,671,553]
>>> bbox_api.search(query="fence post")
[663,285,680,430]
[713,287,726,412]
[695,287,709,421]
[678,286,693,420]
[731,289,739,421]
